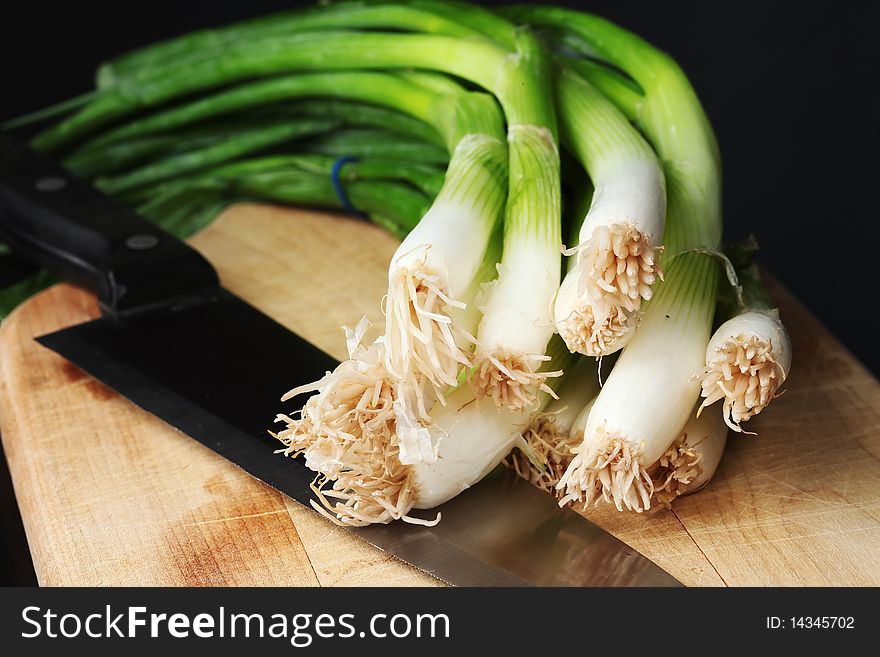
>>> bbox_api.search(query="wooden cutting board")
[1,203,879,587]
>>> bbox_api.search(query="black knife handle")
[0,135,218,315]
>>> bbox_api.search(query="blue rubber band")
[331,156,366,217]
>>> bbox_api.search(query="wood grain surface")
[1,203,878,586]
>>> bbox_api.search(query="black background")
[2,0,879,373]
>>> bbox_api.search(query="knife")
[0,135,680,586]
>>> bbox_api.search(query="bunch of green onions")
[3,0,791,525]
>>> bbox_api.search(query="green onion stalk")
[63,98,447,180]
[551,65,666,358]
[293,127,449,166]
[131,152,438,240]
[166,152,445,199]
[93,118,342,195]
[507,6,722,512]
[238,152,444,198]
[93,0,497,90]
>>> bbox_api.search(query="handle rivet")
[125,234,159,250]
[34,176,66,192]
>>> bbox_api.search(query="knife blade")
[0,135,680,586]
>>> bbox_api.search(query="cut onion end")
[470,352,561,412]
[307,446,418,527]
[557,437,653,513]
[557,302,634,357]
[384,264,473,391]
[276,338,396,458]
[275,338,429,525]
[650,433,704,508]
[572,223,662,324]
[277,381,419,526]
[504,415,579,497]
[699,334,786,432]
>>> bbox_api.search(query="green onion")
[76,75,447,152]
[95,1,488,89]
[226,153,446,198]
[34,29,533,151]
[699,244,791,432]
[511,5,722,512]
[65,132,191,179]
[552,63,666,358]
[134,160,434,241]
[298,129,449,166]
[94,118,340,194]
[136,187,235,241]
[64,98,443,179]
[129,153,444,201]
